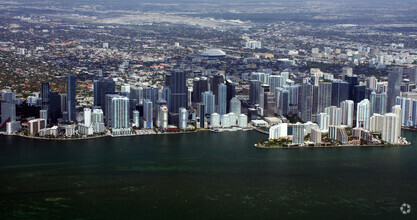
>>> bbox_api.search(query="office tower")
[165,74,171,87]
[268,75,284,94]
[345,75,359,101]
[60,93,67,113]
[382,113,400,144]
[342,67,353,79]
[317,113,329,132]
[218,83,227,115]
[263,92,276,117]
[370,114,384,132]
[192,77,209,104]
[111,96,129,129]
[84,108,91,126]
[144,87,159,106]
[238,114,248,128]
[318,82,332,114]
[48,92,61,123]
[387,67,403,112]
[366,76,378,89]
[143,99,153,129]
[67,74,76,122]
[281,71,289,85]
[370,91,387,115]
[356,99,371,130]
[94,78,116,113]
[41,82,50,110]
[1,91,17,128]
[396,97,411,126]
[259,84,269,111]
[340,100,354,127]
[298,83,313,122]
[292,123,305,145]
[312,85,319,116]
[198,103,205,129]
[353,85,366,103]
[210,74,224,105]
[249,80,261,106]
[325,106,342,126]
[179,108,188,129]
[276,88,289,116]
[170,70,187,113]
[40,109,48,123]
[284,84,299,107]
[121,85,131,99]
[230,97,241,115]
[331,80,349,107]
[269,123,288,139]
[412,100,417,126]
[210,113,220,128]
[226,79,236,111]
[202,91,215,115]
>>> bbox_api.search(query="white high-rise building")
[84,108,91,126]
[382,113,400,144]
[245,40,262,49]
[370,113,384,132]
[179,107,188,130]
[356,99,371,130]
[133,110,140,128]
[340,100,354,127]
[396,97,411,126]
[325,106,342,126]
[92,109,104,125]
[229,97,241,115]
[310,127,322,145]
[317,113,329,132]
[111,96,130,129]
[158,105,168,131]
[269,123,288,139]
[238,114,248,128]
[228,112,237,126]
[221,114,230,128]
[210,113,220,128]
[392,105,402,136]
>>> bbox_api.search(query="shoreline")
[255,142,412,149]
[1,127,253,141]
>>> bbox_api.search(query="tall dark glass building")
[49,92,61,123]
[67,74,76,122]
[345,75,359,101]
[94,77,116,116]
[170,70,187,113]
[226,79,236,111]
[331,80,349,107]
[210,74,224,105]
[387,67,403,112]
[41,82,50,110]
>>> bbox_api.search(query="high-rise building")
[157,105,168,130]
[356,99,371,130]
[67,74,76,122]
[276,88,289,116]
[41,82,50,110]
[60,93,67,113]
[111,96,129,129]
[210,113,220,128]
[370,113,384,132]
[84,108,91,126]
[325,106,342,126]
[318,82,332,114]
[412,100,417,127]
[143,99,153,129]
[269,123,288,139]
[345,75,359,101]
[268,75,284,94]
[218,83,227,115]
[105,94,119,126]
[382,113,400,144]
[366,76,378,89]
[192,77,209,104]
[198,103,205,129]
[353,85,366,104]
[340,100,354,127]
[396,97,411,126]
[249,80,261,106]
[49,92,61,123]
[179,107,188,130]
[202,91,215,115]
[210,74,224,105]
[392,105,402,136]
[370,91,387,115]
[263,92,276,117]
[298,83,313,122]
[132,110,140,128]
[92,109,104,125]
[292,123,305,145]
[170,70,187,113]
[40,109,48,123]
[226,79,236,111]
[1,91,17,128]
[387,67,403,112]
[310,128,322,145]
[317,113,329,132]
[229,97,241,115]
[331,80,349,107]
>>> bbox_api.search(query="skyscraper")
[340,100,354,127]
[276,88,289,116]
[143,99,153,129]
[387,67,403,112]
[158,105,168,131]
[249,80,261,106]
[370,91,387,115]
[345,75,359,101]
[229,97,241,115]
[331,80,349,107]
[353,85,366,104]
[356,99,371,130]
[67,74,76,122]
[94,78,116,113]
[218,83,227,115]
[317,82,332,114]
[396,97,411,126]
[49,92,61,123]
[179,107,188,130]
[170,70,187,113]
[226,79,236,111]
[382,113,400,144]
[202,91,215,115]
[298,83,313,122]
[41,82,50,110]
[292,123,305,145]
[211,74,224,105]
[111,96,129,129]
